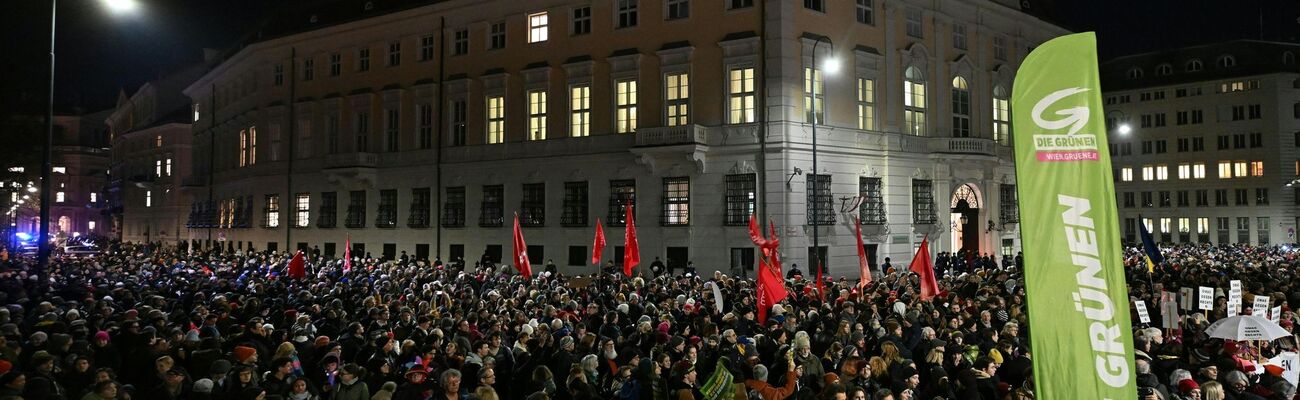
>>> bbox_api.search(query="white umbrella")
[1204,315,1291,341]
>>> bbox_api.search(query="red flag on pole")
[815,259,825,303]
[909,236,939,301]
[287,250,307,279]
[854,217,872,288]
[592,218,606,265]
[623,205,639,276]
[343,235,352,274]
[513,214,533,278]
[757,257,788,324]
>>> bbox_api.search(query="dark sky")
[2,0,1298,114]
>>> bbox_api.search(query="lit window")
[192,103,200,122]
[570,85,591,137]
[857,77,875,130]
[1193,163,1206,179]
[486,95,505,144]
[528,90,547,140]
[903,67,927,136]
[1218,161,1232,178]
[1160,217,1171,233]
[616,80,638,133]
[1121,167,1133,182]
[1178,164,1190,180]
[264,194,280,228]
[56,192,65,203]
[88,221,95,230]
[992,87,1011,144]
[528,12,548,43]
[156,160,163,177]
[90,193,97,203]
[1156,165,1168,181]
[665,72,689,126]
[295,193,310,228]
[155,135,163,147]
[1142,166,1154,181]
[239,129,248,167]
[728,67,756,124]
[165,158,172,176]
[804,67,824,123]
[1234,161,1247,177]
[951,77,970,137]
[146,190,152,207]
[52,167,67,174]
[1250,161,1264,176]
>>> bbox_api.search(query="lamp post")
[39,0,138,274]
[810,35,838,279]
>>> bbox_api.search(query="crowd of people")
[0,240,1288,400]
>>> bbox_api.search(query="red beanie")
[1178,378,1199,394]
[0,360,12,375]
[233,346,257,363]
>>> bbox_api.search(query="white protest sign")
[1269,352,1300,387]
[1254,295,1271,316]
[1161,291,1180,328]
[1180,287,1195,310]
[1135,300,1151,324]
[1199,287,1214,311]
[1273,306,1283,324]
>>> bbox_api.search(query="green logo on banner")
[1011,32,1135,400]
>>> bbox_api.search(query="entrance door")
[667,247,689,273]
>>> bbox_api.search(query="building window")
[384,108,399,152]
[382,42,399,68]
[409,188,431,228]
[239,129,248,167]
[570,85,591,137]
[1177,191,1190,207]
[804,0,825,12]
[728,67,756,124]
[192,103,201,122]
[993,36,1007,61]
[1159,217,1172,242]
[861,177,887,225]
[562,181,589,227]
[1196,190,1208,206]
[1251,161,1264,176]
[1234,161,1248,177]
[156,160,163,177]
[528,12,548,43]
[952,23,967,50]
[327,112,340,154]
[856,77,876,130]
[1214,189,1227,206]
[1196,217,1209,242]
[294,193,310,228]
[273,64,284,86]
[1159,191,1171,207]
[1237,217,1250,244]
[1177,217,1190,242]
[1178,164,1190,180]
[665,72,689,126]
[264,194,280,228]
[417,104,433,150]
[528,90,548,140]
[1250,133,1262,148]
[1217,217,1230,243]
[419,35,435,61]
[1123,192,1135,208]
[55,191,65,203]
[804,67,824,123]
[905,8,922,37]
[951,77,970,137]
[442,187,465,227]
[358,48,370,71]
[1235,188,1249,205]
[724,174,756,226]
[1121,167,1133,182]
[1141,166,1154,181]
[616,0,638,28]
[608,180,636,226]
[486,95,505,144]
[346,191,366,228]
[521,183,545,226]
[1258,217,1270,245]
[354,112,369,152]
[993,87,1011,144]
[90,192,97,203]
[805,174,834,225]
[327,52,341,77]
[1256,188,1269,205]
[1218,55,1236,68]
[661,177,690,225]
[489,22,506,50]
[912,179,936,224]
[1156,64,1173,76]
[453,29,469,55]
[248,126,258,165]
[479,185,504,227]
[999,184,1018,223]
[1128,68,1143,79]
[572,7,591,35]
[904,67,927,136]
[1156,165,1168,181]
[318,192,337,228]
[616,80,638,133]
[451,100,467,146]
[145,190,152,207]
[1186,59,1203,72]
[1218,161,1232,178]
[666,0,689,20]
[856,0,874,25]
[375,189,397,228]
[728,0,753,9]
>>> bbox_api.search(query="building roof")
[1100,40,1300,92]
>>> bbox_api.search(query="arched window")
[992,86,1011,145]
[904,67,927,136]
[1185,59,1203,72]
[951,76,970,138]
[1284,51,1295,65]
[1126,68,1143,79]
[1155,63,1173,76]
[1217,55,1236,68]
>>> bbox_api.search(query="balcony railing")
[634,125,708,147]
[930,137,999,156]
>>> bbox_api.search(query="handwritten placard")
[1199,287,1214,311]
[1135,300,1151,324]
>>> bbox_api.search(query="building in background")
[105,64,205,246]
[183,0,1066,273]
[18,111,114,241]
[1102,40,1300,245]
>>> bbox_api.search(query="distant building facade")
[1102,40,1300,245]
[184,0,1067,273]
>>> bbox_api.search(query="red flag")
[592,218,606,265]
[854,217,872,288]
[757,258,770,324]
[816,259,825,303]
[287,250,307,279]
[512,214,533,278]
[747,215,767,249]
[757,257,788,323]
[343,235,352,274]
[909,236,939,301]
[623,205,639,276]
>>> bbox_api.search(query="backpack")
[619,378,641,400]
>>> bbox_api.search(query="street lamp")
[40,0,139,273]
[810,35,836,279]
[1117,123,1132,136]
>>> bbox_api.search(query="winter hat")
[210,360,232,375]
[823,373,840,385]
[617,304,629,314]
[989,349,1004,364]
[657,322,670,334]
[193,378,214,393]
[233,346,257,363]
[1178,379,1199,394]
[0,360,11,375]
[671,360,695,378]
[899,366,918,380]
[559,336,574,349]
[30,351,53,367]
[520,324,534,337]
[314,336,331,348]
[94,331,110,342]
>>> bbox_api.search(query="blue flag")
[1138,215,1163,272]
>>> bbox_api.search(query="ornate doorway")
[950,184,980,254]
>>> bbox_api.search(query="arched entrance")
[950,184,980,254]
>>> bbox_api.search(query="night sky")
[1,0,1297,114]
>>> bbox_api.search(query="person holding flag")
[909,235,939,301]
[512,213,533,278]
[623,205,640,277]
[1138,215,1164,273]
[591,218,606,266]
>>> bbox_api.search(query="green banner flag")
[1011,32,1135,399]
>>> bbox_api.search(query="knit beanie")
[233,346,257,363]
[1178,378,1199,394]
